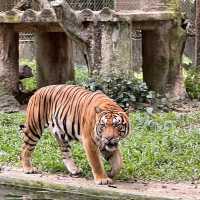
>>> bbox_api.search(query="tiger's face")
[94,108,129,152]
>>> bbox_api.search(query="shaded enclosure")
[36,32,74,87]
[0,0,187,112]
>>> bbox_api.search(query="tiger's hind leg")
[53,130,81,176]
[21,126,41,174]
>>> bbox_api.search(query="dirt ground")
[0,167,200,200]
[120,180,200,200]
[166,99,200,113]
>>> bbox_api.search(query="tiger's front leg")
[107,149,123,178]
[21,143,37,173]
[101,148,123,178]
[82,138,113,185]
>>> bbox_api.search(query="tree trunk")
[195,0,200,66]
[36,32,74,88]
[0,24,20,112]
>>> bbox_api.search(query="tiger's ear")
[119,111,129,118]
[125,110,130,117]
[95,106,103,113]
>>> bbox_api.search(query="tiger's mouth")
[102,140,118,152]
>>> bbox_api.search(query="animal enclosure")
[0,0,186,112]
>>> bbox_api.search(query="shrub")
[20,59,37,91]
[185,67,200,99]
[74,65,89,84]
[82,71,155,111]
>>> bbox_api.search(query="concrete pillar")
[142,23,170,93]
[89,22,132,75]
[0,24,20,112]
[142,22,186,99]
[36,32,74,88]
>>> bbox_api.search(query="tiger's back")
[25,85,121,140]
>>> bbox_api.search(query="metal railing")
[0,0,114,11]
[19,33,35,43]
[0,0,182,12]
[66,0,114,10]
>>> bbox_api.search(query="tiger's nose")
[104,136,114,143]
[104,136,119,145]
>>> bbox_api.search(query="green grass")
[19,59,89,92]
[20,59,37,91]
[0,111,200,182]
[74,65,89,84]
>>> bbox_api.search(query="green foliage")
[74,65,89,84]
[185,67,200,99]
[67,68,154,110]
[82,71,154,110]
[120,112,200,181]
[20,59,37,91]
[1,111,200,181]
[0,113,25,166]
[182,54,192,67]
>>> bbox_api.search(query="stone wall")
[115,0,137,11]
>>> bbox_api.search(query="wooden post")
[36,32,74,88]
[0,24,20,112]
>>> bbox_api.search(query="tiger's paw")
[107,171,114,178]
[69,172,82,178]
[69,170,82,178]
[68,166,82,178]
[23,167,37,174]
[95,177,113,185]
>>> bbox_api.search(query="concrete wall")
[115,0,179,11]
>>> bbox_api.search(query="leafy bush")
[74,65,89,84]
[185,67,200,99]
[82,71,155,110]
[182,54,192,69]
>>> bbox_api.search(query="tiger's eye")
[100,122,105,127]
[118,124,124,131]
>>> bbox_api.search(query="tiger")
[20,85,129,185]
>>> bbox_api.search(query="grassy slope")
[0,111,200,181]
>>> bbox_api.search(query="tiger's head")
[94,107,129,152]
